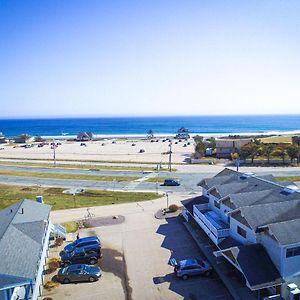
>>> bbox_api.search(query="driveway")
[44,196,232,300]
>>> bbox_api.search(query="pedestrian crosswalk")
[124,172,156,190]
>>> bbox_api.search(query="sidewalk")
[183,221,257,300]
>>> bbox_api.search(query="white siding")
[220,203,231,223]
[230,218,256,245]
[202,188,209,197]
[260,234,282,274]
[282,244,300,278]
[209,195,221,214]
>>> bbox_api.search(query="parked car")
[173,258,212,280]
[57,264,102,284]
[139,149,145,153]
[61,248,101,266]
[80,143,87,146]
[61,236,101,255]
[163,179,180,186]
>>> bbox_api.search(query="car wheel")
[204,271,211,277]
[63,278,70,284]
[90,259,97,264]
[89,276,96,282]
[182,275,189,280]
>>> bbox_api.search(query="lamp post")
[236,158,240,172]
[156,163,160,195]
[53,139,56,166]
[73,193,76,208]
[168,141,172,172]
[166,192,169,210]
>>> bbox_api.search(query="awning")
[216,244,283,290]
[0,274,32,291]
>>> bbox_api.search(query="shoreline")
[38,130,300,140]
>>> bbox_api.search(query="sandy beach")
[0,138,195,164]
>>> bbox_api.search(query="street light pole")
[168,141,172,172]
[166,192,169,210]
[156,163,160,195]
[53,139,56,167]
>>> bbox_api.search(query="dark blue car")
[62,236,101,255]
[163,179,180,186]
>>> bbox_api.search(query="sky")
[1,0,300,118]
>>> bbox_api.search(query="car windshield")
[61,267,68,274]
[84,265,93,273]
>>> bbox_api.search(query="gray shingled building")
[0,199,51,300]
[182,168,300,299]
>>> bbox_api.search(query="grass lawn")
[0,184,161,210]
[0,161,160,172]
[0,156,183,165]
[276,176,300,182]
[260,135,292,144]
[62,221,78,233]
[0,170,139,182]
[146,177,167,183]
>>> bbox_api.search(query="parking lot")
[43,199,232,300]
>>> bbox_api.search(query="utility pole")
[53,139,56,166]
[168,141,172,172]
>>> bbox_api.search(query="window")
[286,246,300,258]
[237,226,247,238]
[214,200,220,209]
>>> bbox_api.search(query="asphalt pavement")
[0,164,299,193]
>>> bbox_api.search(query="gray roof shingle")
[267,219,300,246]
[232,244,283,290]
[0,199,51,288]
[203,168,300,246]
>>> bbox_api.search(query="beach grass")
[0,184,161,210]
[0,170,139,182]
[276,176,300,182]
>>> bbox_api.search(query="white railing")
[193,206,230,240]
[194,202,209,211]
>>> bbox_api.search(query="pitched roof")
[234,198,300,231]
[201,168,300,246]
[0,200,51,288]
[267,219,300,246]
[231,244,283,290]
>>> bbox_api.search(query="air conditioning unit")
[287,283,300,300]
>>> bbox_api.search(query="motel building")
[182,168,300,300]
[0,199,52,300]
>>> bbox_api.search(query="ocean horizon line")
[1,113,300,120]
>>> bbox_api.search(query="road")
[0,164,299,193]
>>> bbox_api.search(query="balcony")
[193,204,230,245]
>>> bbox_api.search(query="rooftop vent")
[283,185,299,194]
[240,172,255,179]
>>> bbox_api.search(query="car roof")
[68,264,85,271]
[76,236,99,243]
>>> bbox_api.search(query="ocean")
[0,115,300,138]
